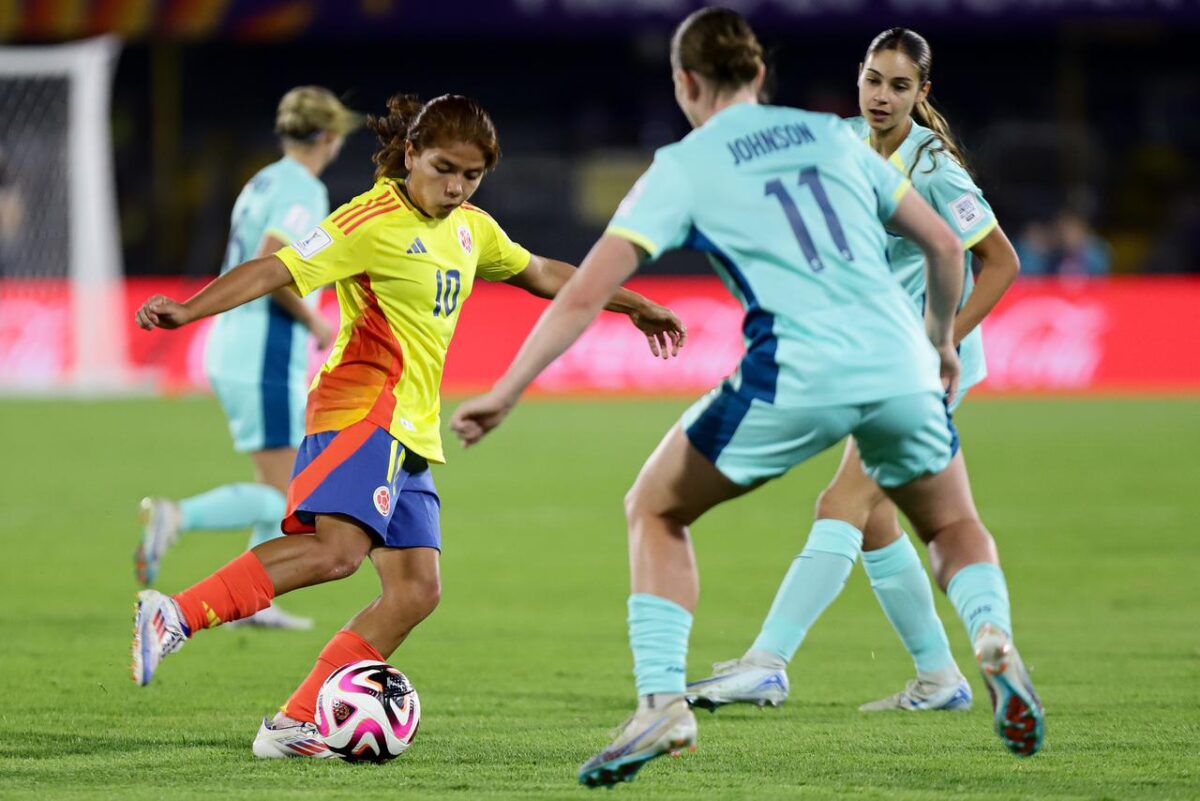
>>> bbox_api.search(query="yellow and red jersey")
[276,178,531,463]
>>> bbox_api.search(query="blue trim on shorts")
[942,393,961,458]
[685,226,779,403]
[684,383,754,467]
[260,299,294,449]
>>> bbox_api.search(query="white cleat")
[225,603,314,631]
[578,698,697,787]
[131,590,188,687]
[685,659,790,711]
[859,673,973,712]
[975,624,1046,757]
[252,717,339,759]
[135,497,181,587]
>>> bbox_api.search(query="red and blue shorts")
[282,420,441,551]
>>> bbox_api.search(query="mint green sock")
[628,594,693,696]
[947,562,1012,642]
[178,483,286,536]
[863,534,956,674]
[248,521,285,549]
[749,519,862,663]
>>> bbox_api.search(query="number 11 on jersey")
[765,168,854,273]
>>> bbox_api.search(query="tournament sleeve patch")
[948,192,984,233]
[292,226,333,258]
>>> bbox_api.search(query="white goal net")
[0,36,128,393]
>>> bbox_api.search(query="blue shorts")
[210,375,307,454]
[282,421,441,550]
[682,384,958,488]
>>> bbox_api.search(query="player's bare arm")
[952,225,1020,346]
[136,255,294,331]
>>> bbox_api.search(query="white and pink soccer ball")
[316,660,421,763]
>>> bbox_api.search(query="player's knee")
[314,545,367,582]
[411,576,442,616]
[624,482,651,523]
[380,578,441,625]
[814,487,849,520]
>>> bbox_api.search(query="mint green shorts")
[682,386,958,488]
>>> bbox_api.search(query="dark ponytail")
[866,27,971,176]
[367,93,501,181]
[366,94,424,180]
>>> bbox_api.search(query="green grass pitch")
[0,397,1197,800]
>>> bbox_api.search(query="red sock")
[281,630,384,724]
[173,551,275,634]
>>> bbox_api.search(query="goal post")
[0,35,128,393]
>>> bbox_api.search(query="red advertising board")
[1,277,1197,395]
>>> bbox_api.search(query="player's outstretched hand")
[450,391,516,448]
[629,302,687,360]
[136,295,193,331]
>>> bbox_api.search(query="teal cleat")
[578,698,697,788]
[975,624,1046,757]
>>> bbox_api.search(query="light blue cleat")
[578,698,697,788]
[685,658,790,711]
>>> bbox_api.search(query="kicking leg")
[132,514,372,686]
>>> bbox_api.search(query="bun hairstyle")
[366,93,501,181]
[865,27,970,175]
[671,7,765,91]
[275,86,363,143]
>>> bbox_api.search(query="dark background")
[4,1,1199,277]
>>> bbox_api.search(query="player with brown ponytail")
[130,92,686,759]
[689,25,1026,728]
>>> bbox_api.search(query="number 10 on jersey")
[433,269,462,317]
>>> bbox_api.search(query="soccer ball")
[316,660,421,763]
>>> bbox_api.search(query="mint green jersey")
[205,157,328,389]
[609,103,941,408]
[847,117,996,392]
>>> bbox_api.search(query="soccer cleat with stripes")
[858,674,973,712]
[578,698,697,788]
[685,658,790,711]
[131,590,189,686]
[252,717,339,759]
[975,624,1046,757]
[135,497,181,587]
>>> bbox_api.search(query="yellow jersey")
[276,178,532,463]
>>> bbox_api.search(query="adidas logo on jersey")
[406,238,428,255]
